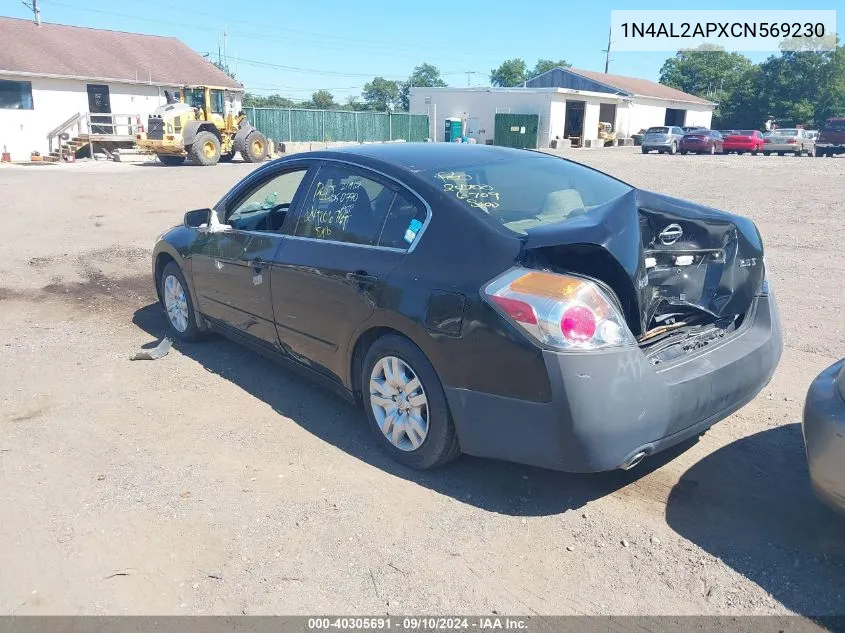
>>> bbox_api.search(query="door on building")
[493,113,539,148]
[664,108,686,126]
[598,103,617,130]
[87,84,112,134]
[564,100,585,144]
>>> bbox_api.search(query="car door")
[189,164,314,348]
[270,161,428,383]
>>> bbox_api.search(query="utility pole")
[22,0,41,26]
[602,27,612,73]
[465,71,478,87]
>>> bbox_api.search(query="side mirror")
[184,208,211,228]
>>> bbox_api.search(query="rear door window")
[646,127,668,134]
[294,164,391,246]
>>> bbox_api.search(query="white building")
[0,16,243,161]
[410,67,716,148]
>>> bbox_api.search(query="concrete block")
[550,138,571,149]
[616,137,634,146]
[582,138,602,148]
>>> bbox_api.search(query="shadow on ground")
[133,302,695,517]
[666,424,845,616]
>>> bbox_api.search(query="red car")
[679,130,724,155]
[723,130,765,155]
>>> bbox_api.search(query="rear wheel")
[361,335,460,470]
[158,155,185,166]
[188,131,221,166]
[778,151,785,156]
[242,131,268,163]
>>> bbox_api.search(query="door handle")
[250,258,267,273]
[346,271,378,286]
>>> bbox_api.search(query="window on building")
[0,80,33,109]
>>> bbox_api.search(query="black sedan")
[153,144,782,472]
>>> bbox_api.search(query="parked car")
[805,130,819,141]
[803,359,845,514]
[763,128,814,156]
[680,129,724,155]
[814,117,845,157]
[640,126,684,154]
[722,130,766,155]
[153,144,781,473]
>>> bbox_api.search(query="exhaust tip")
[621,451,648,470]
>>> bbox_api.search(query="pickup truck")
[815,117,845,157]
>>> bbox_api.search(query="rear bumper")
[642,140,674,150]
[723,143,756,151]
[446,292,782,472]
[815,143,845,153]
[803,359,845,514]
[764,144,799,152]
[680,142,711,150]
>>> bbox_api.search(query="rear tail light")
[786,138,796,144]
[763,138,770,144]
[483,268,636,350]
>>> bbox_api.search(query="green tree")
[400,63,447,110]
[362,77,401,111]
[344,95,369,111]
[659,44,754,98]
[527,58,571,80]
[309,89,337,110]
[242,93,297,108]
[490,58,527,87]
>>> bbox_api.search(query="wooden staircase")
[44,112,141,162]
[43,134,92,162]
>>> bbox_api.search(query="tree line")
[660,41,845,129]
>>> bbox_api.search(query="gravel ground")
[0,150,843,616]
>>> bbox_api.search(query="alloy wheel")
[163,274,189,333]
[369,356,429,451]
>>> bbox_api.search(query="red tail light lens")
[786,138,796,144]
[491,295,537,325]
[483,268,635,351]
[561,306,597,341]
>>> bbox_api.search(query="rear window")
[777,129,800,136]
[823,120,845,132]
[739,130,757,136]
[422,153,632,235]
[646,127,669,134]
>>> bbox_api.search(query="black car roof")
[300,143,546,173]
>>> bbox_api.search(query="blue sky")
[5,0,843,102]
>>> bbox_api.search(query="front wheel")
[159,262,202,341]
[361,335,460,469]
[668,142,677,155]
[188,131,221,166]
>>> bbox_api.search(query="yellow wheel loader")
[598,122,617,147]
[135,86,268,166]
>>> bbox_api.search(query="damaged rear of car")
[421,150,782,472]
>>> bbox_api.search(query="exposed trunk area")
[520,189,766,358]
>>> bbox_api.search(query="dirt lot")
[1,150,843,616]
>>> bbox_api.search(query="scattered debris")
[650,536,661,546]
[566,545,575,552]
[97,474,105,481]
[388,562,406,575]
[129,337,172,361]
[207,573,223,580]
[180,491,192,498]
[103,570,131,579]
[621,539,630,548]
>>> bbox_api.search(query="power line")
[22,0,40,25]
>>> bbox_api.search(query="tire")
[219,151,235,163]
[242,131,268,163]
[361,334,460,470]
[159,262,202,341]
[188,131,221,166]
[668,142,677,155]
[641,147,649,154]
[764,151,771,156]
[680,150,687,155]
[737,151,745,155]
[157,155,185,166]
[751,149,758,156]
[778,152,784,156]
[814,147,823,157]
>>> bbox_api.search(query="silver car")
[763,128,814,156]
[641,126,685,155]
[803,359,845,514]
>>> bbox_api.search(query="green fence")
[249,108,430,143]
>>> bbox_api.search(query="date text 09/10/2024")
[307,617,529,630]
